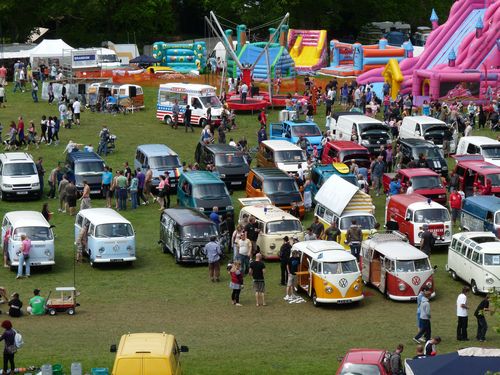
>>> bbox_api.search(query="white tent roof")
[29,39,74,58]
[314,174,359,215]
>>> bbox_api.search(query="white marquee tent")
[29,39,74,64]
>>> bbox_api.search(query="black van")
[65,152,105,194]
[194,142,249,188]
[397,138,449,176]
[159,208,218,264]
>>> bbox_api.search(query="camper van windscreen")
[150,156,181,169]
[412,146,443,160]
[396,258,430,272]
[3,163,37,176]
[484,254,500,266]
[14,227,53,241]
[290,125,321,137]
[482,145,500,158]
[95,223,133,238]
[266,220,302,233]
[322,260,358,274]
[275,150,307,163]
[413,209,449,223]
[339,215,375,230]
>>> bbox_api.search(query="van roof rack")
[367,231,408,243]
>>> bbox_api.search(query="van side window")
[311,260,319,273]
[2,217,9,227]
[477,175,485,186]
[136,150,145,166]
[405,209,413,221]
[251,176,262,190]
[384,258,394,272]
[467,144,478,154]
[328,147,338,158]
[471,251,481,264]
[76,215,84,227]
[450,238,457,251]
[316,205,325,219]
[88,224,95,236]
[466,246,474,259]
[324,209,334,224]
[459,242,467,256]
[415,124,421,135]
[455,166,466,177]
[191,98,202,109]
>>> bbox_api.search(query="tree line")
[0,0,453,48]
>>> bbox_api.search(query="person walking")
[48,164,60,199]
[16,234,31,279]
[237,232,252,275]
[36,157,45,195]
[102,166,113,208]
[0,320,16,375]
[389,344,404,375]
[79,180,92,211]
[65,180,78,216]
[419,224,435,256]
[325,222,341,242]
[278,236,292,286]
[76,223,89,263]
[424,336,441,356]
[136,168,147,205]
[346,220,362,261]
[457,286,470,341]
[184,105,193,132]
[249,253,266,307]
[97,125,110,156]
[449,189,462,225]
[171,99,180,129]
[31,78,38,103]
[229,260,243,306]
[245,216,260,258]
[413,289,432,343]
[370,155,385,196]
[474,294,490,342]
[129,173,139,209]
[116,171,128,211]
[205,236,222,282]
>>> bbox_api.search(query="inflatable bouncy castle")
[357,0,500,102]
[226,25,296,82]
[152,41,207,73]
[287,29,328,73]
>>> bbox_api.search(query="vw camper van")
[293,240,363,306]
[74,208,136,267]
[361,232,436,301]
[159,208,218,264]
[256,140,307,174]
[134,144,182,191]
[0,153,41,200]
[334,115,391,155]
[156,83,222,126]
[447,232,500,294]
[238,199,304,259]
[399,116,457,153]
[460,195,500,236]
[1,211,55,269]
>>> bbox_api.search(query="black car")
[397,138,449,176]
[194,142,249,189]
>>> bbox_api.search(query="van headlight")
[361,140,370,146]
[398,283,406,291]
[486,277,494,285]
[438,194,446,198]
[426,281,433,288]
[127,245,134,255]
[227,205,233,211]
[418,231,424,238]
[386,139,391,144]
[198,207,205,212]
[32,182,40,187]
[44,249,51,256]
[219,174,226,178]
[270,243,276,250]
[98,247,105,254]
[354,284,360,291]
[2,184,12,188]
[445,230,451,237]
[325,286,333,294]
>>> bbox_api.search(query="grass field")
[0,85,498,374]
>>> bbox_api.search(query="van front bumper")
[316,295,364,304]
[94,256,136,263]
[10,260,55,267]
[388,291,436,301]
[2,189,41,199]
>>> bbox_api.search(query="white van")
[0,153,41,200]
[399,116,457,153]
[1,211,55,269]
[334,115,391,155]
[456,136,500,166]
[156,83,223,127]
[447,232,500,294]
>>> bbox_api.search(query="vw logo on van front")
[412,276,421,286]
[339,278,348,288]
[113,244,119,252]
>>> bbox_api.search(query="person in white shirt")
[240,83,248,104]
[73,98,81,126]
[464,121,473,137]
[406,181,414,194]
[456,286,470,341]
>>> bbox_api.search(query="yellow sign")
[332,162,350,174]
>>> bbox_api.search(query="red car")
[336,348,389,375]
[383,168,447,204]
[321,140,371,169]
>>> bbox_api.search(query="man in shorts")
[284,250,300,301]
[249,253,266,307]
[73,97,81,126]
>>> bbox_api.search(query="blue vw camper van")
[461,196,500,237]
[74,208,136,267]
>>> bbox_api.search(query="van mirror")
[433,265,438,270]
[110,344,117,353]
[405,215,411,221]
[180,345,189,353]
[49,225,56,229]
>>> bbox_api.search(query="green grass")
[0,86,498,374]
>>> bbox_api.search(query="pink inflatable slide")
[357,0,500,102]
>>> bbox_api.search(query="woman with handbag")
[0,320,16,374]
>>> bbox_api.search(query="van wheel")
[48,308,57,316]
[164,116,172,125]
[471,280,479,295]
[67,308,75,315]
[450,270,458,280]
[312,290,320,307]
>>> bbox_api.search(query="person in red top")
[449,189,463,224]
[481,179,492,196]
[258,109,267,127]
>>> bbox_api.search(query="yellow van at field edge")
[292,240,364,306]
[111,333,188,375]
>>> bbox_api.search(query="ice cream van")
[293,240,363,306]
[156,83,222,127]
[361,232,436,301]
[385,193,452,247]
[447,232,500,294]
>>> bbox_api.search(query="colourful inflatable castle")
[152,41,207,73]
[226,25,296,81]
[320,38,413,76]
[357,0,500,102]
[287,29,328,73]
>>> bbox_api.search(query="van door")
[361,245,371,282]
[379,256,387,293]
[191,97,204,125]
[298,252,311,294]
[414,123,421,137]
[74,214,84,241]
